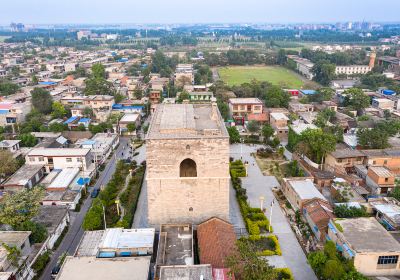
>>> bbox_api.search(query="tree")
[334,204,367,218]
[217,100,229,121]
[261,124,275,142]
[82,198,104,230]
[15,221,48,244]
[390,185,400,201]
[133,89,143,99]
[31,75,38,85]
[91,63,106,79]
[51,101,67,119]
[83,107,94,118]
[357,128,389,149]
[0,150,18,178]
[264,86,290,108]
[342,88,370,113]
[49,122,68,133]
[307,251,327,276]
[0,187,45,227]
[247,120,260,134]
[0,81,19,96]
[126,123,136,133]
[297,128,337,164]
[18,133,38,147]
[3,243,21,268]
[227,126,240,143]
[277,49,287,65]
[313,109,336,128]
[31,88,53,114]
[322,259,346,280]
[177,90,190,103]
[312,60,336,86]
[308,87,334,103]
[226,240,278,280]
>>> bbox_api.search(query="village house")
[228,98,265,125]
[25,148,94,174]
[369,197,400,231]
[33,205,70,250]
[325,148,366,173]
[328,217,400,277]
[303,198,334,242]
[1,164,45,192]
[281,177,326,210]
[366,166,396,194]
[269,112,289,140]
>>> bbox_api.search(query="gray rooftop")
[337,217,400,253]
[0,231,31,247]
[160,265,213,280]
[32,206,68,235]
[1,164,44,187]
[56,256,150,280]
[146,104,228,140]
[156,224,193,269]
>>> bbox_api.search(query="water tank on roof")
[382,89,396,96]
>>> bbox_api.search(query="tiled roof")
[303,198,334,225]
[197,217,236,268]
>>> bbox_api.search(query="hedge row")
[230,160,273,234]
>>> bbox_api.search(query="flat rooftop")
[1,164,44,187]
[47,168,80,190]
[369,166,394,178]
[27,148,90,157]
[0,231,30,247]
[229,98,262,105]
[156,224,193,267]
[99,228,155,250]
[285,178,326,201]
[337,217,400,253]
[33,206,68,235]
[147,104,228,140]
[160,264,213,280]
[56,256,150,280]
[290,122,317,135]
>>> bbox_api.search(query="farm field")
[218,66,305,88]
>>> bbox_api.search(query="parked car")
[91,188,100,198]
[51,264,61,278]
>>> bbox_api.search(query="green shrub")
[258,249,276,256]
[275,267,294,280]
[246,219,260,235]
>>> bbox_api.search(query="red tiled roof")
[303,198,334,225]
[197,217,237,269]
[247,112,267,122]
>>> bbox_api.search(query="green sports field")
[218,66,304,88]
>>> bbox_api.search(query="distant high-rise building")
[10,22,25,32]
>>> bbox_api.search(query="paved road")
[212,67,220,82]
[40,137,130,280]
[231,143,317,280]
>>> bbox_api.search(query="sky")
[1,0,400,25]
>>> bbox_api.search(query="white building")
[25,148,94,174]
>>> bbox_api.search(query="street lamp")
[259,196,265,211]
[240,138,244,160]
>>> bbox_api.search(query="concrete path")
[230,143,317,280]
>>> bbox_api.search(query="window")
[377,255,398,266]
[373,160,376,164]
[66,158,72,162]
[39,157,44,162]
[29,157,35,162]
[180,158,197,177]
[77,157,82,162]
[385,178,389,182]
[384,160,388,165]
